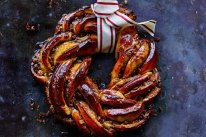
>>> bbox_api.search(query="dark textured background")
[0,0,206,137]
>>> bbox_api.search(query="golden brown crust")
[31,6,161,137]
[55,7,136,35]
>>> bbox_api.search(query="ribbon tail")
[137,20,156,36]
[112,12,156,37]
[97,18,116,53]
[92,2,157,53]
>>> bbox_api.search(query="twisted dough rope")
[31,6,161,137]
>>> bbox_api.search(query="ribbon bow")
[91,0,156,53]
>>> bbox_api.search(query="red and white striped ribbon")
[91,0,156,53]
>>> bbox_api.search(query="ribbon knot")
[92,0,119,18]
[91,0,156,53]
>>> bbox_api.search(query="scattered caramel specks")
[30,99,39,111]
[48,0,58,8]
[154,36,161,42]
[48,0,66,8]
[25,22,40,34]
[36,111,50,124]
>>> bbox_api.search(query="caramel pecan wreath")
[31,6,161,137]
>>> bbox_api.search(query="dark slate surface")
[0,0,206,137]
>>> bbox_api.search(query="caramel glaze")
[31,5,161,137]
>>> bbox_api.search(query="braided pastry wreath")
[31,5,161,137]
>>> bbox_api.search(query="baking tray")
[0,0,206,137]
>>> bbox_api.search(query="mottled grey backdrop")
[0,0,206,137]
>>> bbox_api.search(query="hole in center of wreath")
[88,53,116,89]
[87,31,152,89]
